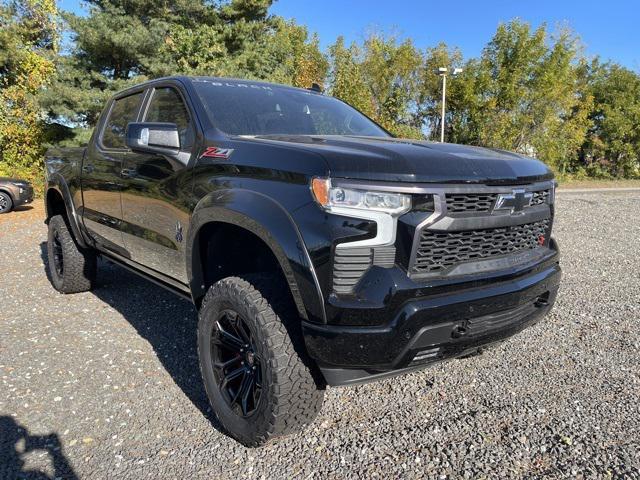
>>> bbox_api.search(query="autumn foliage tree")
[0,0,58,189]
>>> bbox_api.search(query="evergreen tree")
[43,0,327,128]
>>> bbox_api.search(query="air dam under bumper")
[303,264,561,386]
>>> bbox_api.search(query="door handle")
[82,164,94,174]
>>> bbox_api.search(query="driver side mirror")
[125,122,180,154]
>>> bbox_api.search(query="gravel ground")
[1,192,639,479]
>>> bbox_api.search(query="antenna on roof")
[308,83,323,93]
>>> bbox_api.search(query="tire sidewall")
[198,287,274,444]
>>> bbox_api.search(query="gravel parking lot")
[1,192,639,479]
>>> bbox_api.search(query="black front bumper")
[15,185,34,206]
[303,258,561,386]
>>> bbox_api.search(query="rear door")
[82,91,145,254]
[120,85,196,282]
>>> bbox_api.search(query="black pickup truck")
[44,76,560,446]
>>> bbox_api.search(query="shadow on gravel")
[0,416,78,480]
[38,243,225,436]
[10,205,34,213]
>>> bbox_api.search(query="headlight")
[11,181,28,188]
[311,177,411,250]
[311,178,411,215]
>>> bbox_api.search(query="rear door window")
[101,92,144,149]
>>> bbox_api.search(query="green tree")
[446,20,592,174]
[159,16,328,88]
[17,4,640,182]
[328,37,376,119]
[582,61,640,177]
[361,33,422,137]
[43,0,218,126]
[266,20,328,89]
[328,33,424,138]
[417,42,463,139]
[44,0,328,129]
[0,0,58,190]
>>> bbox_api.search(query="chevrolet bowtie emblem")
[493,189,533,215]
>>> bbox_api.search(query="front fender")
[187,189,326,323]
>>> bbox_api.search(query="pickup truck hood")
[248,135,553,184]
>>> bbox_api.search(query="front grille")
[444,189,551,213]
[412,219,550,274]
[445,193,498,213]
[531,189,550,206]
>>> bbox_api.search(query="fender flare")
[45,173,89,249]
[187,189,326,323]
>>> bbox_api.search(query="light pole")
[438,67,463,143]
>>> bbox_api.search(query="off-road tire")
[198,274,324,447]
[0,191,13,214]
[47,215,97,293]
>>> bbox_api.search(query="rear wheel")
[198,275,324,447]
[0,191,13,214]
[47,215,97,293]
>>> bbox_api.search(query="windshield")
[192,79,389,137]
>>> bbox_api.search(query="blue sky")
[60,0,639,70]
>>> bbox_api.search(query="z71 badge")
[200,146,234,159]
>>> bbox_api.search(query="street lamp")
[438,67,463,143]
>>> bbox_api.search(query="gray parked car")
[0,177,34,213]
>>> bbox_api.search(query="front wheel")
[198,275,324,447]
[47,215,97,293]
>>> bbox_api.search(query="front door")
[120,86,195,282]
[81,91,144,254]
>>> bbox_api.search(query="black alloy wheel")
[52,230,64,277]
[211,309,263,417]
